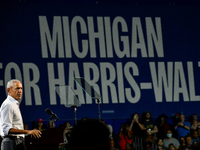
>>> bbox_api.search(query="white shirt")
[163,137,180,149]
[0,95,24,138]
[63,130,69,144]
[107,124,113,139]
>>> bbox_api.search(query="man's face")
[167,130,173,138]
[180,137,185,145]
[180,114,185,122]
[7,81,23,100]
[146,113,150,119]
[186,137,192,145]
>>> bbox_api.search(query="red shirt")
[119,131,133,150]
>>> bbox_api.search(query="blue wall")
[0,1,200,132]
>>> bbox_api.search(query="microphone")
[45,108,59,121]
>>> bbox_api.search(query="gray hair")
[7,79,21,89]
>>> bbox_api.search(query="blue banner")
[0,3,200,123]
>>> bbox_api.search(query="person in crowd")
[174,114,190,139]
[156,114,172,140]
[192,141,200,150]
[81,117,88,122]
[163,129,180,149]
[156,138,165,150]
[177,136,186,150]
[197,125,200,137]
[144,141,152,150]
[182,135,193,150]
[109,139,119,150]
[0,79,42,150]
[101,119,113,139]
[34,118,47,131]
[144,128,154,143]
[189,114,200,130]
[118,123,133,150]
[129,113,145,137]
[63,121,72,145]
[141,111,158,142]
[59,121,72,150]
[48,120,56,129]
[168,143,176,150]
[68,119,110,150]
[191,129,200,143]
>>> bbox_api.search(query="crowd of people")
[1,78,199,150]
[116,111,200,150]
[25,111,200,150]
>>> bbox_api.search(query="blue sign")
[0,3,200,124]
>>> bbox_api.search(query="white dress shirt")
[0,95,24,138]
